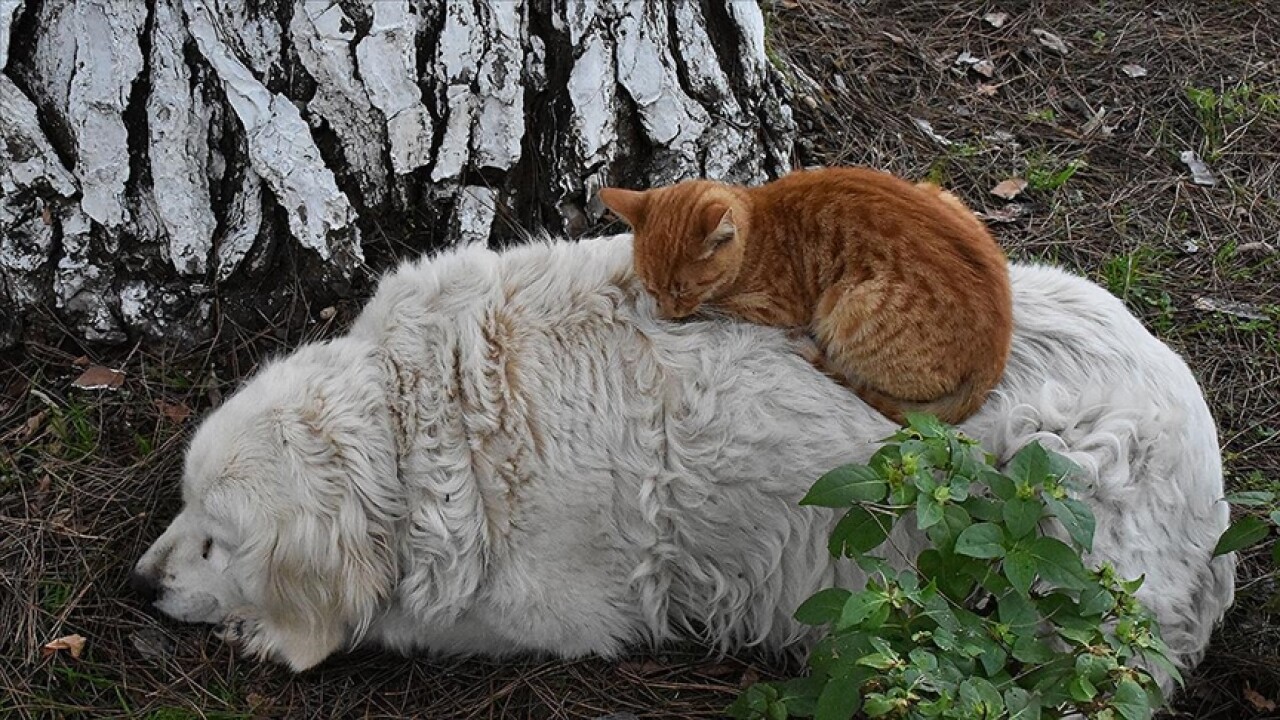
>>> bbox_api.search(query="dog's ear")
[235,352,405,671]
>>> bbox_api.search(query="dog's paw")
[215,609,264,654]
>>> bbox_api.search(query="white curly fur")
[134,234,1233,691]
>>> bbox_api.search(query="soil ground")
[2,1,1277,718]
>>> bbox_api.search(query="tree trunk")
[0,0,794,348]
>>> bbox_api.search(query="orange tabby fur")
[599,168,1013,424]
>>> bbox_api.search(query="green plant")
[1026,153,1083,192]
[1214,490,1280,567]
[728,415,1177,720]
[1185,83,1280,157]
[1098,248,1174,334]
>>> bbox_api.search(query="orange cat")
[599,168,1013,424]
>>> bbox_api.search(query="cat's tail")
[852,373,994,427]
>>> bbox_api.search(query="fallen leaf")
[1081,107,1108,136]
[1194,296,1268,321]
[42,204,53,225]
[976,204,1028,223]
[319,306,337,321]
[1182,238,1201,254]
[911,117,954,146]
[130,628,176,661]
[739,667,761,688]
[1032,28,1070,55]
[955,50,980,66]
[72,356,90,367]
[972,59,996,78]
[881,31,905,45]
[1121,63,1148,78]
[1179,150,1217,187]
[154,399,191,425]
[983,11,1009,28]
[1236,241,1275,256]
[696,662,739,677]
[1244,687,1277,712]
[976,83,1000,97]
[72,365,125,391]
[983,130,1017,144]
[17,410,48,442]
[42,634,86,659]
[990,178,1029,200]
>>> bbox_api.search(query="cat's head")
[599,180,748,320]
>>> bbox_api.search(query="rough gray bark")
[0,0,795,349]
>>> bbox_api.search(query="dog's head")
[132,338,405,670]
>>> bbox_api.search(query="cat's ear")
[598,188,649,228]
[701,204,737,256]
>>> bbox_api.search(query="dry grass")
[2,1,1279,717]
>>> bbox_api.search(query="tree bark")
[0,0,795,348]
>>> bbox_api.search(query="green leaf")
[794,588,852,626]
[1004,548,1037,596]
[1273,537,1280,565]
[1068,673,1098,702]
[1112,679,1153,720]
[1007,443,1053,486]
[801,464,889,507]
[1004,688,1042,720]
[814,669,866,720]
[1224,490,1276,506]
[981,471,1016,501]
[861,694,896,717]
[777,675,826,717]
[837,591,889,631]
[926,504,972,553]
[917,491,944,530]
[1043,495,1096,552]
[1012,633,1056,664]
[1270,509,1280,527]
[1078,583,1116,616]
[958,677,1004,716]
[766,699,788,720]
[905,412,948,438]
[955,523,1006,559]
[1003,497,1044,539]
[1212,515,1271,556]
[828,507,895,557]
[1027,536,1090,589]
[963,496,1003,522]
[857,653,898,671]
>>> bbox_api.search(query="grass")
[2,1,1278,718]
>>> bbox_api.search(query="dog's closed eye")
[201,538,213,560]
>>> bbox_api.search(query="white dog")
[132,234,1233,692]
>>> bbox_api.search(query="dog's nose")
[129,569,161,604]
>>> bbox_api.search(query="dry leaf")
[43,634,86,659]
[955,50,980,66]
[319,306,337,321]
[976,83,1000,97]
[739,667,761,688]
[1032,28,1070,55]
[977,204,1027,223]
[1194,296,1268,321]
[41,204,53,225]
[1236,241,1275,256]
[972,59,996,78]
[1244,687,1277,712]
[911,117,954,147]
[881,31,905,45]
[17,410,48,443]
[72,355,90,367]
[155,400,191,425]
[983,11,1009,28]
[990,178,1028,200]
[1179,150,1217,187]
[72,365,125,391]
[1121,63,1148,78]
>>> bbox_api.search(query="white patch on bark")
[726,1,769,90]
[215,168,264,282]
[290,0,387,205]
[356,0,434,175]
[431,0,478,182]
[566,12,615,170]
[613,1,708,181]
[472,0,525,171]
[209,0,280,79]
[454,185,497,247]
[148,0,215,275]
[1,0,23,69]
[54,206,122,342]
[68,0,145,228]
[183,0,361,267]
